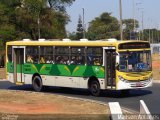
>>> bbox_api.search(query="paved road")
[0,80,160,114]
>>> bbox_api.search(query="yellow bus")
[6,39,152,96]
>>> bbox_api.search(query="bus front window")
[119,51,151,72]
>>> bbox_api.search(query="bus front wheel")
[89,80,101,96]
[32,76,43,92]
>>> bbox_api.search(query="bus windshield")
[119,51,151,72]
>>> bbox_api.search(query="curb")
[56,94,138,114]
[0,79,7,81]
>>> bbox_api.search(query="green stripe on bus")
[7,62,105,78]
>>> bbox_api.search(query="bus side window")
[87,47,102,66]
[27,55,33,63]
[26,46,39,63]
[55,47,69,64]
[46,56,54,64]
[39,56,45,63]
[70,56,76,64]
[93,57,101,65]
[40,46,54,64]
[71,47,85,65]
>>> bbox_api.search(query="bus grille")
[121,79,151,88]
[129,80,150,87]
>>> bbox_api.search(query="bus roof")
[6,40,149,47]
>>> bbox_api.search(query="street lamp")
[119,0,123,40]
[138,7,144,40]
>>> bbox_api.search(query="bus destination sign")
[118,42,150,49]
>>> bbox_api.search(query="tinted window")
[55,47,69,64]
[87,47,102,65]
[70,47,85,65]
[7,46,12,62]
[40,46,54,64]
[26,46,39,63]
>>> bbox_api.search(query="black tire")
[89,80,101,96]
[32,76,43,92]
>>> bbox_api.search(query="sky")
[66,0,160,33]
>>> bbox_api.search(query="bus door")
[104,48,116,89]
[13,47,24,84]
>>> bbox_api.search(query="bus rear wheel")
[89,80,101,96]
[32,76,43,92]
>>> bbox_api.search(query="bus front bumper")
[117,77,153,90]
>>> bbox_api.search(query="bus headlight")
[118,75,126,82]
[148,77,152,82]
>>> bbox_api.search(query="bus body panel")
[6,40,152,93]
[22,64,105,78]
[8,73,14,83]
[7,62,106,89]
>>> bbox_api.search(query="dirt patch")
[152,61,160,69]
[0,68,5,79]
[152,54,160,80]
[0,90,109,115]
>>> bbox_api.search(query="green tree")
[143,29,160,43]
[15,0,71,40]
[76,15,83,40]
[87,12,119,40]
[122,19,139,40]
[0,4,16,49]
[0,0,75,41]
[47,0,75,12]
[68,32,77,40]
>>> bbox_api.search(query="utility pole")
[152,28,154,43]
[133,0,136,32]
[119,0,123,40]
[82,8,85,38]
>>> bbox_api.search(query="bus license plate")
[136,82,142,87]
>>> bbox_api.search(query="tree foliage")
[87,12,120,40]
[76,15,84,40]
[122,19,139,40]
[143,29,160,43]
[47,0,75,12]
[0,0,75,47]
[0,3,16,47]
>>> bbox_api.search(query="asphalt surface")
[0,80,160,114]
